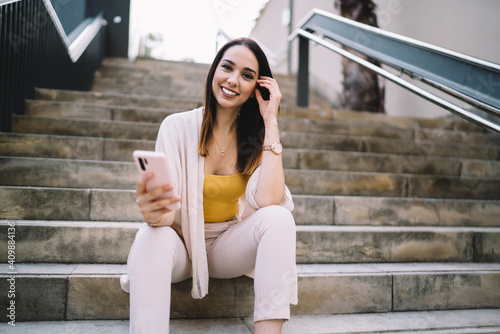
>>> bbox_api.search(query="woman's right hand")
[135,172,181,226]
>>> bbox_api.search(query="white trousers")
[127,205,297,334]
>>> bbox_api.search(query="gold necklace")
[213,132,236,157]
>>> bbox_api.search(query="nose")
[227,72,239,87]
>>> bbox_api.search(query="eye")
[221,64,232,71]
[243,73,254,80]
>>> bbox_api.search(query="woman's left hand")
[255,76,281,124]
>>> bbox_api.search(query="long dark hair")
[199,38,274,175]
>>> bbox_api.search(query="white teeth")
[222,87,237,96]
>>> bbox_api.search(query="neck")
[214,108,239,135]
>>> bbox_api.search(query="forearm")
[255,118,285,207]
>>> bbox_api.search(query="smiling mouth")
[221,87,238,96]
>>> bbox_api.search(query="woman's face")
[211,45,259,114]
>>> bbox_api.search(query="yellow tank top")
[203,173,250,223]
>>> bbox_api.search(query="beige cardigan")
[155,108,295,300]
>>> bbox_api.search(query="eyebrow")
[222,59,257,75]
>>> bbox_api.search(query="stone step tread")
[4,219,499,230]
[32,89,500,145]
[33,85,493,133]
[285,168,500,199]
[35,76,487,131]
[25,99,179,122]
[14,110,500,147]
[96,61,293,84]
[3,262,500,276]
[0,132,155,161]
[103,57,211,69]
[1,261,499,321]
[35,87,203,109]
[11,114,415,143]
[26,95,487,134]
[3,185,500,226]
[280,117,500,146]
[3,132,499,178]
[1,221,498,264]
[3,130,499,163]
[329,109,486,133]
[24,99,344,122]
[3,220,500,232]
[3,156,500,199]
[5,309,500,334]
[281,131,500,161]
[12,114,500,152]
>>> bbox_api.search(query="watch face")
[273,142,283,154]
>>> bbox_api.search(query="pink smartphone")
[132,150,181,210]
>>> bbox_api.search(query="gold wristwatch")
[263,141,283,155]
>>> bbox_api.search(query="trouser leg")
[207,205,297,322]
[128,225,191,334]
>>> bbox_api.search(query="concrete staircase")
[1,57,500,333]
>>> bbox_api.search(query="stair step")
[4,309,500,333]
[280,117,500,146]
[12,115,160,140]
[279,117,415,140]
[4,130,498,166]
[2,186,500,227]
[31,94,484,134]
[1,262,499,321]
[4,133,499,177]
[101,57,210,72]
[95,62,296,91]
[26,99,340,122]
[29,89,500,145]
[330,109,487,133]
[90,77,205,100]
[12,114,416,142]
[1,221,498,263]
[36,88,203,109]
[0,133,154,161]
[0,157,136,189]
[25,99,178,123]
[415,127,500,146]
[292,149,500,178]
[281,131,500,161]
[285,169,500,199]
[91,63,322,107]
[2,156,500,198]
[12,114,500,154]
[296,225,500,263]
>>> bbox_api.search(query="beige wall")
[251,0,500,118]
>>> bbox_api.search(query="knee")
[260,205,295,226]
[255,205,296,239]
[134,225,180,255]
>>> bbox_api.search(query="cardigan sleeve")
[155,114,183,196]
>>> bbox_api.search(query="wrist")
[146,214,162,226]
[264,123,279,146]
[264,116,279,129]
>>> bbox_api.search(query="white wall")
[251,0,500,118]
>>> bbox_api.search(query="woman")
[121,38,298,333]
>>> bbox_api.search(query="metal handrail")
[0,0,107,132]
[41,0,106,63]
[289,9,500,134]
[0,0,21,5]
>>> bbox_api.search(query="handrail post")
[297,35,309,107]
